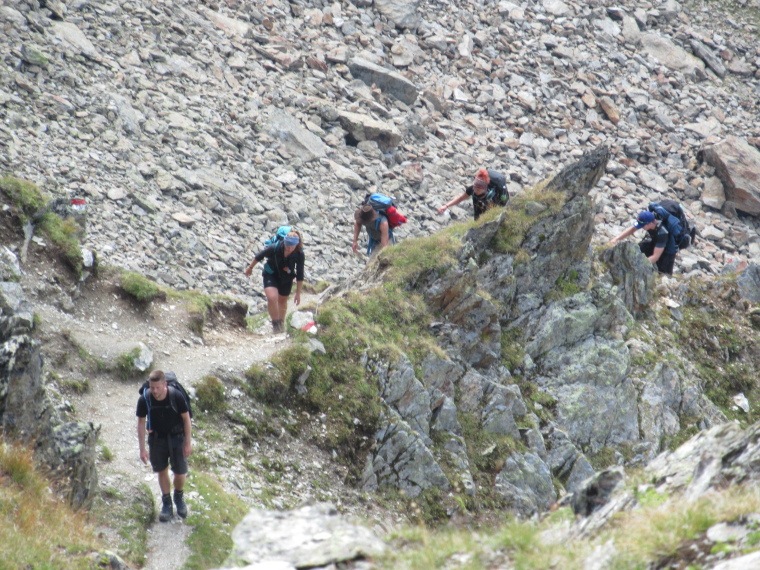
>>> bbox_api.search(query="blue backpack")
[264,225,292,247]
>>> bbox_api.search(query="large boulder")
[221,503,385,569]
[349,57,418,105]
[699,136,760,216]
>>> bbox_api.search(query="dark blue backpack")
[649,201,694,250]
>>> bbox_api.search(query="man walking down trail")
[137,370,192,522]
[437,168,509,220]
[608,210,677,275]
[352,204,391,257]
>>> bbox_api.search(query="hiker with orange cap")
[437,168,509,220]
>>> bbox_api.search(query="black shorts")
[149,433,188,475]
[639,241,676,275]
[263,271,294,297]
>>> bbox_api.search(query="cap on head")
[355,204,378,223]
[634,211,656,229]
[473,169,490,191]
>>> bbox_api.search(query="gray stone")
[702,176,726,210]
[640,33,705,76]
[265,108,327,162]
[700,136,760,216]
[349,58,418,105]
[494,451,556,516]
[223,503,384,569]
[132,342,153,372]
[737,264,760,303]
[374,0,421,30]
[336,110,402,151]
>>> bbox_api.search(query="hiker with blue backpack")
[437,168,509,220]
[245,228,304,334]
[136,370,192,522]
[352,193,407,257]
[608,201,695,275]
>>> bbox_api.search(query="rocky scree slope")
[1,0,760,318]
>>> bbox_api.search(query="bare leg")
[264,287,280,320]
[277,295,289,322]
[157,467,171,495]
[173,473,186,492]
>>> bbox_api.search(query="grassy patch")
[0,438,104,569]
[115,347,143,381]
[0,176,47,219]
[545,269,582,303]
[491,185,566,254]
[92,482,153,565]
[38,213,84,274]
[120,271,164,302]
[196,375,226,414]
[61,378,91,394]
[167,290,214,336]
[185,472,249,570]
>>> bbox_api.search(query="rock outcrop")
[0,250,99,509]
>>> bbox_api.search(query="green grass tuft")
[0,176,47,218]
[120,271,163,302]
[196,375,226,414]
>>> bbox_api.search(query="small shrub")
[62,378,90,394]
[38,213,83,274]
[196,376,226,413]
[120,271,163,302]
[115,348,142,381]
[0,176,46,218]
[100,446,114,462]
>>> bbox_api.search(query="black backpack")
[139,371,193,433]
[649,200,696,250]
[485,169,509,206]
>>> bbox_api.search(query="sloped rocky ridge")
[2,0,760,567]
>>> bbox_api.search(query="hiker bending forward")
[608,210,677,275]
[137,370,192,522]
[353,204,391,256]
[437,168,509,220]
[245,230,304,334]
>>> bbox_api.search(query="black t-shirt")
[136,388,188,436]
[254,244,305,282]
[645,223,677,254]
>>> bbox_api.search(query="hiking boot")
[159,494,173,522]
[272,319,284,334]
[174,490,187,519]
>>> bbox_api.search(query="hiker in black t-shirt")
[608,210,678,275]
[437,168,509,220]
[245,230,304,334]
[136,370,192,522]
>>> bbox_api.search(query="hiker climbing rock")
[245,229,304,334]
[608,210,678,275]
[437,168,509,220]
[136,370,192,522]
[353,203,391,257]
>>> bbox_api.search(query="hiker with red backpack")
[352,193,407,256]
[136,370,192,522]
[437,168,509,220]
[245,228,304,334]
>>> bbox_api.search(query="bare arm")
[608,226,637,246]
[137,416,149,464]
[352,221,362,253]
[379,220,389,249]
[181,412,192,458]
[649,246,664,263]
[244,259,259,277]
[437,192,469,215]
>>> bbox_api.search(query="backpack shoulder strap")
[141,387,153,433]
[166,385,179,415]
